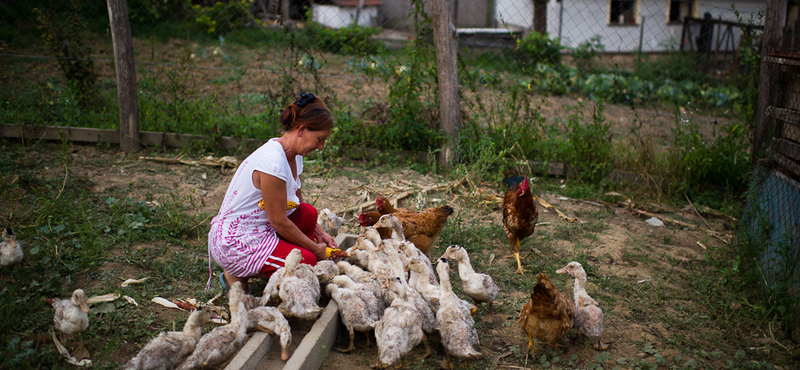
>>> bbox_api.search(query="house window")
[609,0,637,25]
[668,0,695,24]
[788,0,800,32]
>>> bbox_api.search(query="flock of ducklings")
[3,203,605,369]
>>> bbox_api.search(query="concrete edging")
[226,300,341,370]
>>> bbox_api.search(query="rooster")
[518,273,575,358]
[502,176,538,275]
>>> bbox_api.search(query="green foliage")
[191,0,254,35]
[572,34,605,75]
[33,0,98,105]
[514,31,563,68]
[128,0,188,26]
[307,23,385,56]
[564,103,613,183]
[669,117,750,192]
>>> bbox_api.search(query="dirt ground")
[49,141,789,370]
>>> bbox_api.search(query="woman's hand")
[315,226,337,249]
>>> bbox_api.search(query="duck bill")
[80,302,90,313]
[281,347,290,361]
[555,267,567,274]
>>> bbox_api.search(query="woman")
[207,92,338,292]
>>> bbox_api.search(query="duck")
[443,245,499,319]
[330,274,385,320]
[313,260,340,285]
[247,306,292,360]
[47,289,90,360]
[373,268,436,359]
[277,249,323,320]
[177,281,248,369]
[436,258,481,370]
[399,240,437,286]
[326,279,381,353]
[518,273,575,358]
[406,258,440,313]
[0,227,23,268]
[123,306,212,370]
[318,208,346,237]
[372,276,424,369]
[557,261,608,350]
[337,260,386,308]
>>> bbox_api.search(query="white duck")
[330,274,385,319]
[326,279,380,352]
[406,258,440,313]
[247,306,292,360]
[123,306,212,370]
[178,282,248,369]
[443,245,499,318]
[48,289,90,359]
[318,208,346,237]
[557,261,608,350]
[337,260,386,308]
[277,249,323,320]
[373,276,424,369]
[0,227,23,268]
[436,257,481,369]
[313,259,340,284]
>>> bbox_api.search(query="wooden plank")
[772,150,800,177]
[754,0,788,164]
[282,301,340,370]
[0,124,261,149]
[0,124,119,143]
[784,120,800,142]
[106,0,139,151]
[766,106,800,124]
[774,137,800,161]
[225,332,277,370]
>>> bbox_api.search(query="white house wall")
[494,0,764,52]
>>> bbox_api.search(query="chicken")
[247,306,292,360]
[502,175,538,274]
[443,245,499,319]
[47,289,90,360]
[519,273,575,357]
[374,197,454,255]
[557,261,608,350]
[436,258,481,370]
[318,208,346,237]
[277,249,323,320]
[178,282,248,370]
[0,227,23,268]
[372,276,424,369]
[123,306,212,370]
[326,278,381,353]
[358,211,393,239]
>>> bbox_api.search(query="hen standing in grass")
[502,176,538,275]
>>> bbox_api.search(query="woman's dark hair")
[280,92,334,132]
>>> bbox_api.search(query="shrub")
[307,23,384,56]
[514,31,563,68]
[572,34,605,75]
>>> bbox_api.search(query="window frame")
[608,0,640,26]
[666,0,697,25]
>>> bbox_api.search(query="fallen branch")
[537,197,577,222]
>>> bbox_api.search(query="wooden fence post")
[106,0,139,152]
[431,0,460,168]
[754,0,787,164]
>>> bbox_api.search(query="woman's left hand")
[315,229,337,249]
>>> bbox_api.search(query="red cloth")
[259,202,319,276]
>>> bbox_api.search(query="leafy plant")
[307,24,384,56]
[514,31,563,68]
[191,0,254,35]
[572,34,605,75]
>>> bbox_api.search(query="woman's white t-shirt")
[208,138,303,278]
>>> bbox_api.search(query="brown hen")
[519,273,575,357]
[502,176,538,275]
[373,208,453,256]
[358,211,393,239]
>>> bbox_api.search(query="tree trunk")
[106,0,139,152]
[754,0,787,164]
[431,0,461,168]
[533,0,547,34]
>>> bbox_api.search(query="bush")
[307,23,384,56]
[514,31,563,68]
[571,35,605,75]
